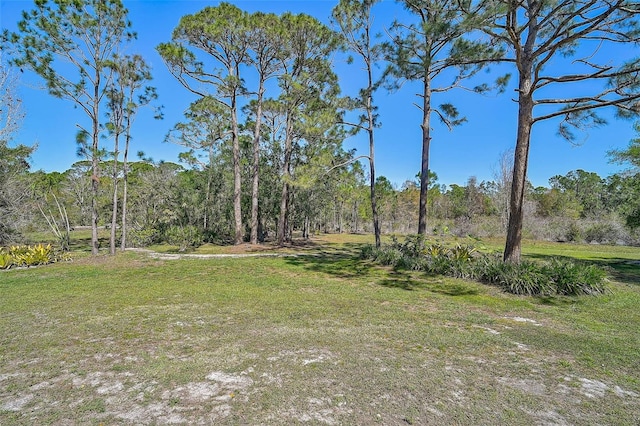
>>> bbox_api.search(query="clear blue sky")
[1,0,637,188]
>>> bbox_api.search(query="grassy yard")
[1,233,639,424]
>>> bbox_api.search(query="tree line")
[2,0,640,262]
[3,155,640,248]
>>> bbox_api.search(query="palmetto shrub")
[0,251,13,269]
[362,237,607,297]
[0,244,69,270]
[475,255,553,296]
[544,258,608,295]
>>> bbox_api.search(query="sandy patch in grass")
[498,377,547,396]
[575,377,639,399]
[1,394,34,411]
[503,316,543,326]
[267,396,352,425]
[522,409,570,426]
[2,348,639,424]
[73,370,257,424]
[266,348,337,366]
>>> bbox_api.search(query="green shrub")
[360,244,376,260]
[127,228,159,248]
[20,243,53,266]
[375,247,404,266]
[473,253,504,285]
[163,225,203,251]
[474,255,607,296]
[396,253,429,271]
[360,244,420,270]
[390,234,427,258]
[474,256,537,294]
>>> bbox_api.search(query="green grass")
[1,233,639,424]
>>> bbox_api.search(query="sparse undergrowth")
[361,235,608,296]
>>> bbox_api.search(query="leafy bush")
[475,256,608,296]
[389,234,427,258]
[359,244,376,260]
[163,225,203,251]
[565,222,582,242]
[127,227,159,248]
[626,207,640,229]
[17,243,53,266]
[360,243,425,270]
[375,247,404,266]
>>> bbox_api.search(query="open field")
[1,233,639,424]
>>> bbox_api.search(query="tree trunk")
[277,115,293,246]
[369,148,381,246]
[120,122,131,251]
[204,142,215,231]
[367,96,381,246]
[286,189,294,241]
[303,215,309,239]
[120,168,129,250]
[250,79,265,244]
[204,170,211,230]
[110,135,119,255]
[503,87,534,263]
[231,87,243,245]
[417,77,432,235]
[352,200,358,232]
[503,5,537,264]
[277,183,289,244]
[91,80,100,256]
[364,26,381,247]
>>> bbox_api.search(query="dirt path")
[126,247,299,260]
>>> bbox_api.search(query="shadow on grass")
[384,280,482,296]
[378,270,418,291]
[377,270,480,296]
[526,252,640,286]
[284,243,377,279]
[285,243,483,297]
[427,281,481,296]
[595,259,640,286]
[534,295,583,306]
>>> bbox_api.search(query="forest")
[1,0,640,258]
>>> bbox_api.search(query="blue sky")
[1,0,637,188]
